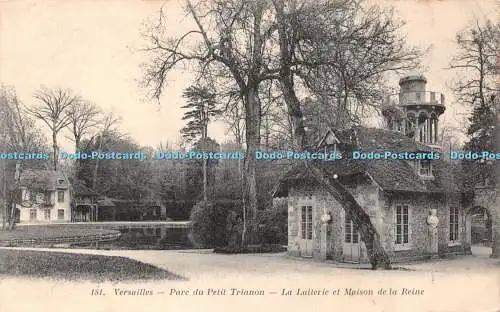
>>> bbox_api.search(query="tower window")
[419,160,432,177]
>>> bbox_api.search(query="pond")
[73,226,197,250]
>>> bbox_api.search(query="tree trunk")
[52,131,58,171]
[92,136,103,190]
[202,121,208,203]
[74,136,81,179]
[8,162,20,230]
[305,163,391,269]
[1,160,6,230]
[492,94,500,258]
[242,84,261,245]
[273,0,391,269]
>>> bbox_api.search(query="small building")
[273,76,475,263]
[71,180,99,222]
[16,169,72,223]
[14,170,167,223]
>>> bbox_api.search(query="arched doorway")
[467,206,492,257]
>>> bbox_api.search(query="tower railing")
[384,91,445,107]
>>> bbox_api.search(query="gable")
[274,127,465,197]
[317,128,341,148]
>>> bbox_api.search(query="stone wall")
[287,180,470,262]
[472,187,500,258]
[287,180,380,262]
[380,192,467,261]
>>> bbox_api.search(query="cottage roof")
[18,169,70,191]
[274,127,467,197]
[97,196,116,207]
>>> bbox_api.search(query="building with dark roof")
[15,169,72,223]
[274,76,475,263]
[14,170,166,223]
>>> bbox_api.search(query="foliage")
[190,197,288,250]
[189,200,244,248]
[462,94,499,186]
[255,198,288,245]
[78,133,155,201]
[180,85,220,143]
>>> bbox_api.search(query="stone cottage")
[15,169,72,223]
[273,76,475,263]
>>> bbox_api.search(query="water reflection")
[74,226,196,250]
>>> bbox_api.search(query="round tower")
[383,75,445,147]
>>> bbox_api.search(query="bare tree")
[91,112,122,190]
[141,0,422,259]
[66,100,101,151]
[449,19,499,187]
[0,85,49,229]
[272,0,423,269]
[449,19,499,108]
[141,0,284,243]
[27,87,81,170]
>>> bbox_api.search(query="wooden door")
[343,218,361,262]
[300,205,313,257]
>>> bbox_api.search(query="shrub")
[256,198,288,245]
[190,198,288,250]
[189,200,244,248]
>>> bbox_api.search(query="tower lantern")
[383,75,445,148]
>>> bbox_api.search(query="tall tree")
[449,19,499,108]
[65,100,101,179]
[181,85,220,202]
[66,100,101,151]
[27,87,80,170]
[89,112,122,190]
[272,0,422,269]
[0,85,50,229]
[141,0,280,243]
[180,85,219,142]
[449,19,500,186]
[141,0,422,258]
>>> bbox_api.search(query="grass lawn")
[0,249,185,281]
[0,225,120,246]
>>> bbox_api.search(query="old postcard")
[0,0,499,311]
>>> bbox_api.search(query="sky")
[0,0,497,152]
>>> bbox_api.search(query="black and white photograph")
[0,0,498,311]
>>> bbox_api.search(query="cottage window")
[29,209,37,221]
[300,206,313,240]
[44,209,51,220]
[57,191,65,203]
[449,207,460,242]
[345,219,360,243]
[58,209,65,220]
[418,160,432,176]
[395,204,410,246]
[44,192,51,203]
